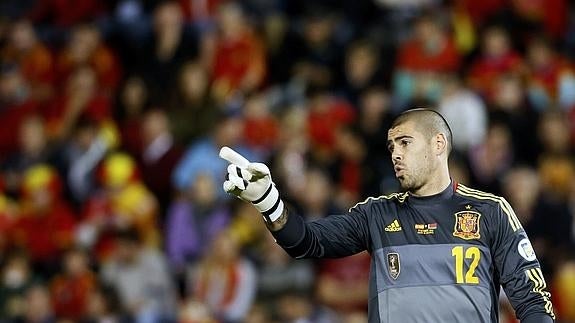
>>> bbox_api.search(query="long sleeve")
[271,205,370,259]
[491,198,555,322]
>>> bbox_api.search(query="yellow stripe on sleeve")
[526,268,555,319]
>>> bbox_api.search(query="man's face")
[387,121,435,192]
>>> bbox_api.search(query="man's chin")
[397,177,415,191]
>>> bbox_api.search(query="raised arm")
[220,147,369,259]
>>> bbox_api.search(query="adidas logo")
[385,219,402,232]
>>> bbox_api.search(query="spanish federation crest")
[387,253,401,280]
[453,211,481,240]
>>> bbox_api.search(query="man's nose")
[392,151,402,161]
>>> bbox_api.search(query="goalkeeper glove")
[220,147,284,223]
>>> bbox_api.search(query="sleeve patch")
[518,238,537,262]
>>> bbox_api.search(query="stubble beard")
[398,174,421,193]
[397,163,429,193]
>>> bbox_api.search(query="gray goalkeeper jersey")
[271,182,555,322]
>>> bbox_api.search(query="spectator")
[306,86,356,166]
[333,125,367,207]
[80,285,124,323]
[226,199,268,248]
[255,232,315,307]
[467,25,524,101]
[339,39,385,105]
[208,2,267,102]
[165,172,230,272]
[467,122,514,194]
[138,109,183,215]
[0,252,40,320]
[394,13,461,107]
[0,65,41,158]
[55,23,121,94]
[356,87,395,196]
[1,115,54,197]
[44,66,113,141]
[242,92,280,158]
[289,6,343,90]
[294,167,340,221]
[437,74,488,154]
[189,231,257,323]
[1,19,54,102]
[502,165,572,275]
[167,61,219,146]
[537,110,573,158]
[268,106,309,201]
[315,252,370,321]
[11,165,77,275]
[138,1,198,102]
[20,284,55,323]
[78,152,160,259]
[172,114,256,198]
[525,36,575,112]
[50,247,97,320]
[114,75,150,156]
[59,118,118,206]
[101,229,177,323]
[488,73,540,166]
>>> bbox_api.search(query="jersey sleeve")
[491,198,555,322]
[271,204,370,259]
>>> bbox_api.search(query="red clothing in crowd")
[46,93,111,122]
[397,37,460,73]
[316,252,370,313]
[1,44,55,88]
[178,0,222,22]
[212,30,266,94]
[243,115,280,151]
[44,93,111,138]
[456,0,506,26]
[528,57,574,102]
[12,201,77,263]
[56,46,121,93]
[307,98,356,153]
[0,100,41,157]
[467,52,524,99]
[51,271,97,320]
[511,0,568,39]
[28,0,105,27]
[339,159,362,198]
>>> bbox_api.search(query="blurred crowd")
[0,0,575,322]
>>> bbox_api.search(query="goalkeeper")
[221,108,555,323]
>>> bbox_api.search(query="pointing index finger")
[219,146,250,168]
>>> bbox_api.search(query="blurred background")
[0,0,574,322]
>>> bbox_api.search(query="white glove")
[220,147,284,222]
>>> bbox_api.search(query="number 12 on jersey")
[452,246,481,284]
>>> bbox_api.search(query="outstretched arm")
[220,147,369,259]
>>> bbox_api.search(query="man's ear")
[434,133,448,156]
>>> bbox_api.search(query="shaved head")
[391,108,453,155]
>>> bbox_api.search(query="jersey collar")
[407,180,456,205]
